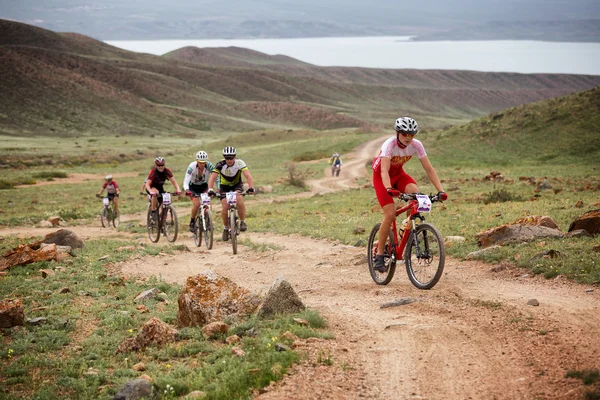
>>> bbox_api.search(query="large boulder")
[476,215,563,248]
[177,271,260,327]
[568,209,600,235]
[257,276,305,318]
[36,229,84,249]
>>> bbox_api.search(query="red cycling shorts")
[373,169,416,207]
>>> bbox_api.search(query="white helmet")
[394,117,419,134]
[105,174,113,181]
[195,150,208,162]
[222,146,237,157]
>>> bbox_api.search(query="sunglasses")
[224,156,235,160]
[197,160,206,164]
[398,132,416,137]
[156,164,165,167]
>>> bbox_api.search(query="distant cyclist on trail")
[96,174,120,216]
[145,157,182,220]
[329,152,342,176]
[183,150,215,232]
[207,146,255,241]
[371,117,446,272]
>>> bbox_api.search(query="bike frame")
[388,198,424,260]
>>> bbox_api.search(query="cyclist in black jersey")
[207,146,255,241]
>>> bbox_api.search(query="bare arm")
[379,158,392,189]
[419,156,444,192]
[243,169,254,188]
[169,176,181,192]
[208,172,218,190]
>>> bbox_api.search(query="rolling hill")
[427,86,600,166]
[1,19,600,138]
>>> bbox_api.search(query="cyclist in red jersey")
[96,174,120,216]
[372,117,446,272]
[144,157,182,218]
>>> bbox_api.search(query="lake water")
[105,36,600,76]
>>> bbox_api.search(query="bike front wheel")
[367,223,397,285]
[112,207,120,228]
[193,214,202,247]
[404,223,445,290]
[100,208,109,228]
[204,210,214,250]
[147,208,160,243]
[229,210,238,255]
[163,205,178,243]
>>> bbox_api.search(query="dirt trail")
[2,135,599,399]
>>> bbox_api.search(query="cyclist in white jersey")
[183,150,215,232]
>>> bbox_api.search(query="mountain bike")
[219,191,247,255]
[192,192,214,249]
[97,195,119,228]
[146,192,179,243]
[367,192,446,289]
[331,164,341,177]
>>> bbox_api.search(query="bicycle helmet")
[155,157,165,165]
[394,117,419,135]
[222,146,237,157]
[195,151,208,162]
[105,174,113,181]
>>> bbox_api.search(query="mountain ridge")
[2,19,599,137]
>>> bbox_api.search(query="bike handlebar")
[389,192,446,203]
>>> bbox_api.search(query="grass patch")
[0,236,332,399]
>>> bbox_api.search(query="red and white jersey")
[372,136,427,176]
[102,181,119,194]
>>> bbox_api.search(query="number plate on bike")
[201,193,211,205]
[416,194,432,213]
[226,192,237,205]
[103,198,109,206]
[163,193,171,205]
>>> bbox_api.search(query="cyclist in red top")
[372,117,446,272]
[145,157,182,218]
[96,174,120,216]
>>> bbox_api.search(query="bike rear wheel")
[193,214,202,247]
[147,208,160,243]
[163,205,178,243]
[367,223,397,285]
[404,223,445,290]
[100,208,109,228]
[204,210,214,250]
[229,210,238,255]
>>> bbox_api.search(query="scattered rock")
[201,321,229,339]
[116,317,178,353]
[0,298,24,328]
[113,378,158,400]
[466,245,501,260]
[257,276,305,318]
[380,298,415,309]
[134,288,160,303]
[527,299,540,306]
[568,209,600,235]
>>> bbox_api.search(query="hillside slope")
[428,86,600,165]
[2,19,600,137]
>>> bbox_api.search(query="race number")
[163,192,171,205]
[416,194,432,213]
[201,193,211,205]
[103,198,109,206]
[226,192,237,205]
